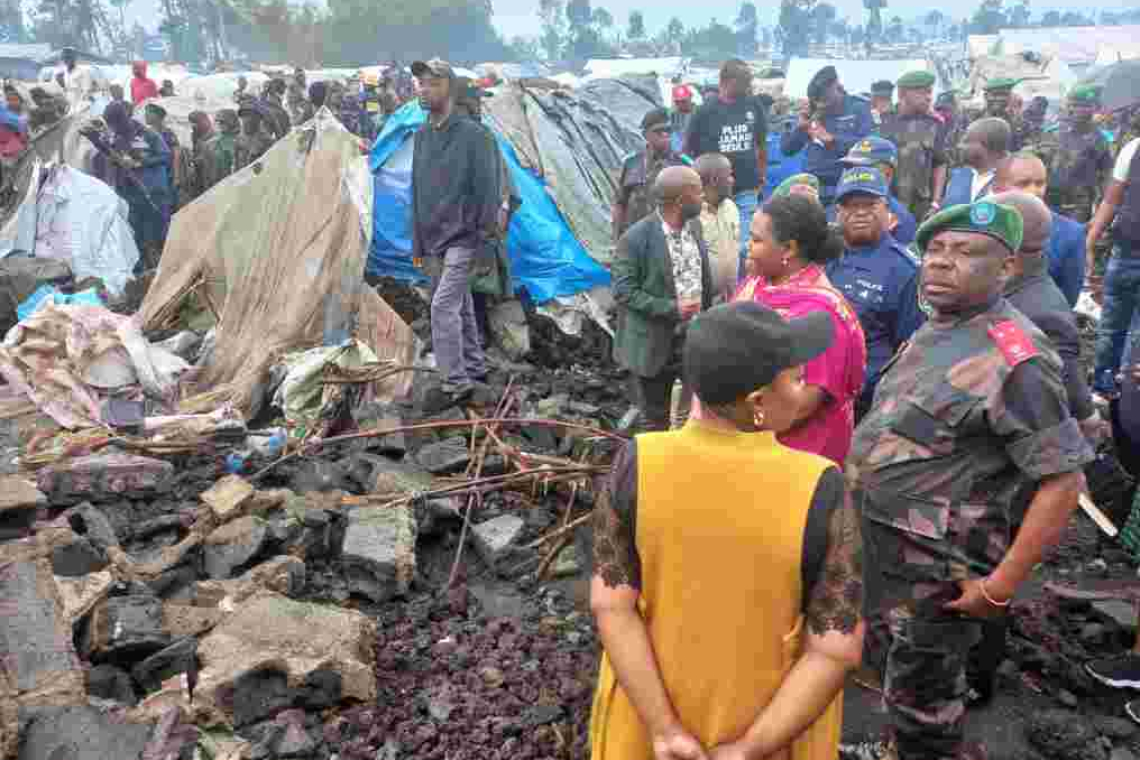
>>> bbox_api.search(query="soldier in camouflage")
[981,78,1028,151]
[236,97,275,169]
[935,92,967,170]
[870,79,895,130]
[612,107,683,242]
[1035,85,1113,223]
[200,109,239,193]
[849,200,1093,759]
[879,71,949,223]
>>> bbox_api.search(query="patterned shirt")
[699,197,740,299]
[660,214,703,306]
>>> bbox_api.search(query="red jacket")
[131,71,159,104]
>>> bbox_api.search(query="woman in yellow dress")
[589,301,865,760]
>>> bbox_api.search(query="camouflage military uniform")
[235,128,274,169]
[1036,121,1113,223]
[616,149,682,239]
[200,112,240,193]
[848,298,1094,759]
[880,112,949,223]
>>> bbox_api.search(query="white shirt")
[61,65,95,112]
[1113,138,1140,183]
[971,169,995,202]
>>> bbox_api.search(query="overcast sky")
[118,0,1140,41]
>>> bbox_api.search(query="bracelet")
[979,578,1012,608]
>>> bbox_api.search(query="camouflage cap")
[771,173,820,198]
[984,77,1020,93]
[897,70,935,90]
[411,59,453,80]
[935,91,958,108]
[841,136,898,169]
[1067,84,1101,105]
[916,200,1024,255]
[870,79,895,96]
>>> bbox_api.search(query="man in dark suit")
[613,166,716,431]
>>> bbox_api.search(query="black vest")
[1116,143,1140,245]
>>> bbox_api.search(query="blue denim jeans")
[735,189,759,281]
[1093,241,1140,393]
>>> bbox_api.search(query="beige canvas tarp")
[137,108,415,417]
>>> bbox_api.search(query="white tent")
[783,58,938,100]
[968,35,1001,60]
[995,26,1140,67]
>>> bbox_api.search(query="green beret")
[984,77,1019,93]
[916,201,1024,255]
[897,70,935,90]
[1068,84,1101,104]
[773,173,820,198]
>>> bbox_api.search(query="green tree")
[924,9,942,36]
[32,0,112,51]
[1009,0,1030,28]
[886,14,903,39]
[863,0,884,42]
[1059,11,1090,26]
[591,7,612,29]
[1041,10,1059,26]
[812,2,835,43]
[686,17,736,58]
[779,0,814,57]
[665,16,685,47]
[970,0,1007,34]
[735,1,758,56]
[538,0,565,60]
[627,9,644,39]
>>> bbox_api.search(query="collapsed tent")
[138,108,415,417]
[368,93,621,301]
[0,162,138,296]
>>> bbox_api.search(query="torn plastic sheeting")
[30,164,140,297]
[16,284,102,321]
[139,110,413,417]
[0,152,43,258]
[273,340,379,426]
[0,301,189,429]
[367,99,611,302]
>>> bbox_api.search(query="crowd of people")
[50,54,422,274]
[583,59,1140,760]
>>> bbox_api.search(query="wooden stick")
[444,379,517,591]
[537,534,571,581]
[520,511,594,550]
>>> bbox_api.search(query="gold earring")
[753,407,766,428]
[782,257,790,268]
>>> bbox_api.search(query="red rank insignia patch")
[988,320,1038,367]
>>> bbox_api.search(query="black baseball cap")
[683,303,833,406]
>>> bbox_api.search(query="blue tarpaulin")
[367,102,611,303]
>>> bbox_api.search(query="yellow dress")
[589,420,844,760]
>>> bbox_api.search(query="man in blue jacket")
[991,152,1086,306]
[80,101,171,271]
[780,65,874,206]
[834,137,917,246]
[826,167,924,420]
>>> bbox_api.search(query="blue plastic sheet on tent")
[367,102,611,303]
